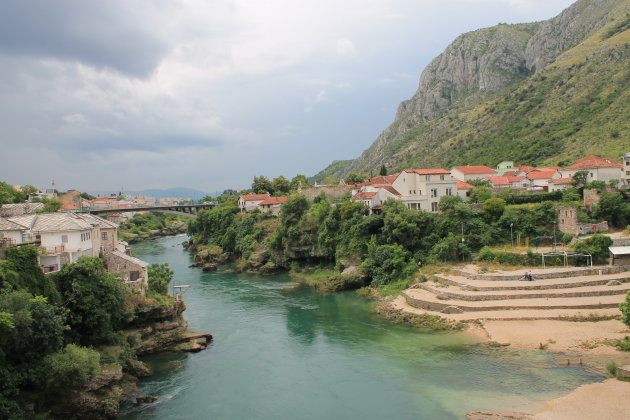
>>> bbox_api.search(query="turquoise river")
[119,235,603,420]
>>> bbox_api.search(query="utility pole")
[461,222,465,262]
[510,223,514,248]
[552,222,557,250]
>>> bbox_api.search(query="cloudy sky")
[0,0,575,194]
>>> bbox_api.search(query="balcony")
[42,245,65,255]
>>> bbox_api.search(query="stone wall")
[583,189,601,207]
[103,251,149,294]
[557,206,608,235]
[298,185,349,201]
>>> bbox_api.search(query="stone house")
[548,178,574,192]
[0,202,45,217]
[258,196,288,215]
[456,181,475,200]
[526,169,561,191]
[238,193,270,213]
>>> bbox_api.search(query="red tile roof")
[502,171,518,177]
[453,165,496,175]
[527,170,557,180]
[548,178,573,184]
[352,191,377,200]
[350,174,399,189]
[485,176,511,186]
[517,166,535,172]
[259,196,287,206]
[240,193,270,201]
[404,168,450,175]
[456,181,475,189]
[537,166,561,171]
[380,186,402,197]
[565,155,622,169]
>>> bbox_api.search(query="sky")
[0,0,576,194]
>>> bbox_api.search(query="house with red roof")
[450,165,497,182]
[258,196,288,215]
[391,168,458,212]
[526,169,561,191]
[558,155,622,184]
[548,178,574,192]
[456,181,475,200]
[351,186,401,214]
[238,193,270,213]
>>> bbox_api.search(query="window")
[129,271,140,282]
[413,190,416,194]
[431,202,438,212]
[431,188,438,198]
[102,232,108,240]
[440,175,445,180]
[446,188,452,196]
[425,175,430,181]
[590,173,593,178]
[61,235,68,243]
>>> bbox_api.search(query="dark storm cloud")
[0,0,167,78]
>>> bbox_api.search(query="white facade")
[623,153,630,187]
[450,166,497,182]
[238,194,270,213]
[392,170,457,212]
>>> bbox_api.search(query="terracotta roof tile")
[456,181,475,189]
[259,196,288,206]
[352,192,377,200]
[404,168,451,175]
[240,194,270,201]
[452,165,496,175]
[548,178,574,184]
[527,170,557,180]
[565,155,622,169]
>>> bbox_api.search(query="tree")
[344,173,366,185]
[271,176,291,195]
[79,192,95,200]
[54,257,131,345]
[596,192,627,228]
[148,263,173,295]
[379,164,387,176]
[572,170,589,191]
[252,176,272,194]
[360,239,416,286]
[438,195,463,212]
[290,174,308,191]
[467,179,491,188]
[41,344,100,394]
[0,181,25,204]
[21,185,38,200]
[573,234,613,264]
[621,291,630,327]
[470,187,492,203]
[483,198,506,220]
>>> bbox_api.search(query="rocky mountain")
[314,0,630,181]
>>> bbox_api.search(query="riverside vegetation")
[118,212,189,243]
[0,246,207,419]
[185,181,625,299]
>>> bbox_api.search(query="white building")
[450,165,497,182]
[622,153,630,187]
[238,193,270,213]
[558,155,622,184]
[391,169,457,212]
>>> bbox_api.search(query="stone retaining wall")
[452,266,628,281]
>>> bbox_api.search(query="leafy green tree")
[573,234,613,264]
[379,164,387,176]
[79,192,95,200]
[345,173,366,185]
[271,176,291,195]
[470,187,492,203]
[381,199,433,252]
[561,188,581,202]
[290,174,309,191]
[20,185,38,200]
[571,170,589,191]
[596,191,627,228]
[280,195,309,227]
[2,246,59,302]
[33,197,61,213]
[438,195,463,212]
[361,238,416,286]
[621,292,630,327]
[483,197,506,220]
[217,194,238,207]
[467,179,491,188]
[148,263,173,295]
[252,176,273,194]
[40,344,100,394]
[0,181,25,204]
[54,257,131,345]
[322,175,339,185]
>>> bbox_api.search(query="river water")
[119,235,603,420]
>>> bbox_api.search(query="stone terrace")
[394,265,630,322]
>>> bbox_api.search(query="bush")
[478,246,496,262]
[573,234,613,264]
[41,344,100,393]
[621,291,630,328]
[361,240,416,286]
[148,263,173,295]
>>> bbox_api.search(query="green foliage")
[148,263,173,295]
[561,188,581,202]
[271,176,291,195]
[438,195,463,212]
[54,257,131,346]
[379,164,388,176]
[80,191,95,200]
[595,191,629,228]
[0,181,26,204]
[290,174,309,191]
[503,191,562,204]
[572,171,589,190]
[573,234,613,264]
[33,197,62,213]
[470,187,492,203]
[467,179,492,187]
[345,173,367,184]
[41,344,100,393]
[483,197,506,220]
[361,238,416,286]
[252,175,272,194]
[621,291,630,328]
[1,246,60,302]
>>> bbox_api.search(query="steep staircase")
[394,265,630,322]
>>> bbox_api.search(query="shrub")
[148,263,173,295]
[361,240,416,286]
[621,291,630,328]
[41,344,100,393]
[478,246,496,262]
[573,234,613,264]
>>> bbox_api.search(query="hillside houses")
[0,212,148,292]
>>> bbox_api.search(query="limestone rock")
[617,365,630,379]
[126,359,152,378]
[441,305,464,314]
[606,280,622,286]
[136,396,158,405]
[202,263,217,272]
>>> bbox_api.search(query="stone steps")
[452,265,628,281]
[417,282,630,301]
[391,296,621,322]
[433,273,630,291]
[402,288,626,313]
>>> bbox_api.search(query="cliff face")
[314,0,630,180]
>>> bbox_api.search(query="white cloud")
[336,38,357,58]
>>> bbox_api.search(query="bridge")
[86,203,216,217]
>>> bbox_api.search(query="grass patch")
[289,266,365,293]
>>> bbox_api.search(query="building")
[526,170,560,191]
[450,165,497,182]
[622,152,630,188]
[495,161,515,175]
[456,181,475,200]
[391,169,457,212]
[258,196,288,215]
[238,193,271,213]
[0,202,45,217]
[558,155,622,184]
[548,178,574,192]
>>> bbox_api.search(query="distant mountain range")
[314,0,630,181]
[88,187,209,201]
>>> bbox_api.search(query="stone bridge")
[86,203,215,217]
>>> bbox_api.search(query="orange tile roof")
[404,168,451,175]
[527,170,557,180]
[502,171,518,177]
[565,155,622,169]
[456,181,475,189]
[380,186,402,197]
[352,191,377,200]
[453,165,496,175]
[537,166,561,171]
[240,193,270,201]
[548,178,573,184]
[485,176,511,186]
[259,196,287,206]
[517,166,535,172]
